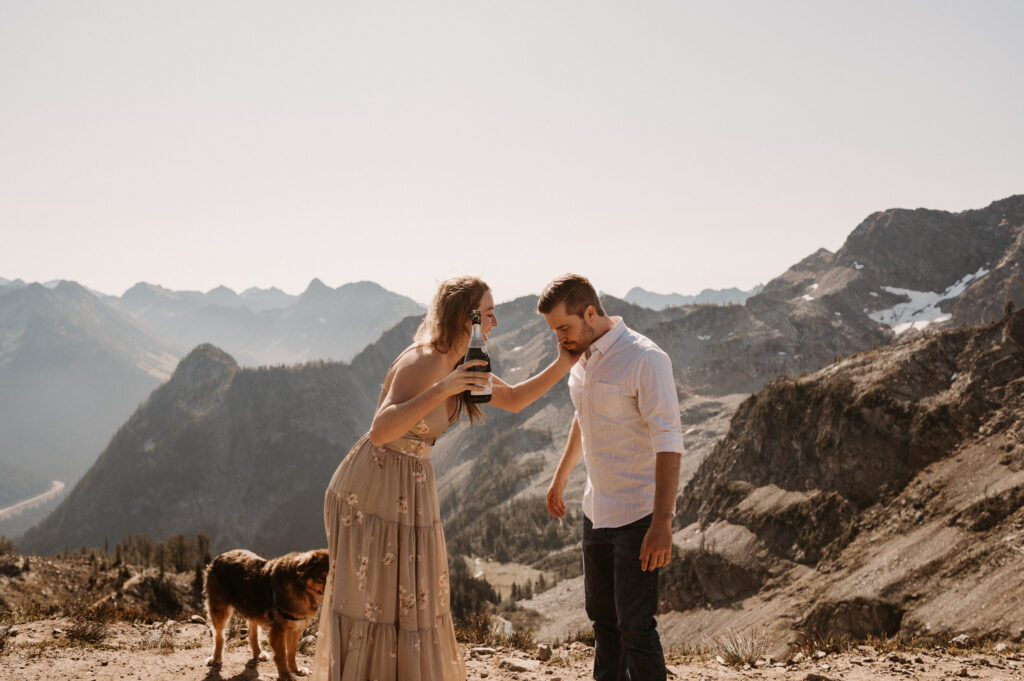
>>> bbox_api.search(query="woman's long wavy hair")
[414,275,490,423]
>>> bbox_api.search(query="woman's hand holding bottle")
[438,360,490,396]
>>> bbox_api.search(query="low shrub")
[710,627,771,666]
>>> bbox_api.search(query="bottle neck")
[468,322,485,348]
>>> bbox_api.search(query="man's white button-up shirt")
[568,317,685,529]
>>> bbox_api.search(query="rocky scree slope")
[664,306,1024,645]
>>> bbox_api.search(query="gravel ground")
[3,617,1024,681]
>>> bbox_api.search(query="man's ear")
[584,304,596,322]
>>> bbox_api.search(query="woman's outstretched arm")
[489,343,577,414]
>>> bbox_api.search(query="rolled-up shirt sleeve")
[636,349,685,454]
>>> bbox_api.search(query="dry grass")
[61,600,122,645]
[664,639,712,663]
[1,603,63,624]
[66,618,109,644]
[0,624,11,653]
[454,613,537,652]
[140,622,177,653]
[710,627,771,666]
[794,631,1023,658]
[226,612,245,640]
[794,633,858,656]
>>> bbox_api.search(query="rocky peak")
[121,282,171,301]
[845,197,1022,285]
[302,278,332,297]
[751,248,836,302]
[169,344,238,386]
[160,345,239,410]
[203,285,241,307]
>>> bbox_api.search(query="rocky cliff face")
[661,307,1024,644]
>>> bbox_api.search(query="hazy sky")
[2,1,1022,304]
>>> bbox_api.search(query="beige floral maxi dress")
[312,368,465,681]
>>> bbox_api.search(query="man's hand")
[639,522,673,571]
[556,340,582,364]
[546,474,568,518]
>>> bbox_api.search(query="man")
[539,274,684,681]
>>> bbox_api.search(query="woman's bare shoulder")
[388,344,447,385]
[393,343,446,368]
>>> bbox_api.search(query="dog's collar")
[270,587,304,622]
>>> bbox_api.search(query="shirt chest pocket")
[589,381,635,420]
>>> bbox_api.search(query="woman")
[313,276,575,681]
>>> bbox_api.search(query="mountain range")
[11,194,1024,644]
[108,278,425,366]
[623,285,764,309]
[0,281,177,498]
[0,278,425,537]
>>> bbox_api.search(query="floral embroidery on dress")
[417,590,429,611]
[413,467,427,484]
[364,598,381,623]
[396,496,408,513]
[382,546,395,566]
[347,492,359,506]
[412,419,431,436]
[399,585,416,617]
[438,572,450,606]
[356,556,369,593]
[371,448,385,467]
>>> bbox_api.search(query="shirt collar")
[588,316,625,358]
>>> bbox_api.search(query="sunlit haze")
[2,1,1022,305]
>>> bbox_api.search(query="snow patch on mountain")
[869,267,990,334]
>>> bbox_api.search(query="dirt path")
[0,481,65,522]
[2,617,1023,681]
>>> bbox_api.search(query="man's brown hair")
[537,274,606,317]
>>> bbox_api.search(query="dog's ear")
[299,550,330,581]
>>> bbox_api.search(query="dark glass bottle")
[463,309,492,403]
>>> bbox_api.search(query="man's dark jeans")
[583,514,665,681]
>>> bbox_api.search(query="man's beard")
[565,319,597,356]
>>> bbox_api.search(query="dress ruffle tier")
[313,434,466,681]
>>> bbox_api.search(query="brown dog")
[204,548,329,680]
